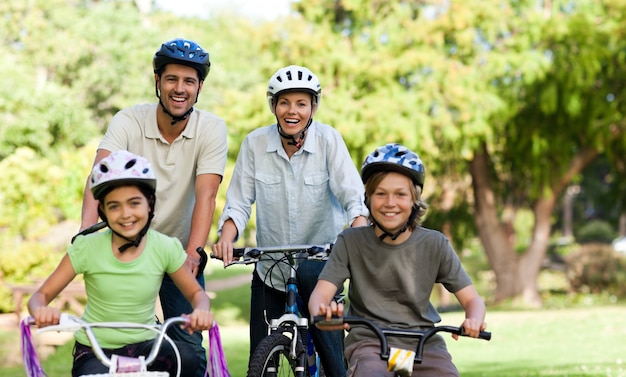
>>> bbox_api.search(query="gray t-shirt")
[319,225,473,350]
[98,103,227,247]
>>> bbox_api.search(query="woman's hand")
[212,240,235,266]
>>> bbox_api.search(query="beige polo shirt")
[98,103,227,248]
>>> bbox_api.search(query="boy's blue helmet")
[361,143,425,188]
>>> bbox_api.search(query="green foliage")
[0,0,623,309]
[0,145,92,238]
[575,219,615,244]
[0,237,62,313]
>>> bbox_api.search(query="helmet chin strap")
[373,205,419,241]
[155,84,198,126]
[277,118,312,149]
[113,213,154,253]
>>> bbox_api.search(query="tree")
[289,0,626,306]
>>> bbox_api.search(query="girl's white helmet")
[90,150,157,201]
[266,65,322,113]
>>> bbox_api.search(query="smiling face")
[156,63,203,118]
[273,91,317,137]
[101,185,150,242]
[368,172,416,236]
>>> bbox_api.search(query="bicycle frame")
[214,244,331,377]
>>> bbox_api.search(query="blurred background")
[1,0,625,374]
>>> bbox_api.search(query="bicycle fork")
[268,273,312,377]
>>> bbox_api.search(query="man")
[81,38,227,377]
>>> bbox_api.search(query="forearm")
[190,290,211,312]
[307,280,338,316]
[463,296,486,322]
[27,292,50,315]
[187,174,221,255]
[186,198,214,255]
[80,178,100,230]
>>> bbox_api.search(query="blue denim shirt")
[218,121,368,291]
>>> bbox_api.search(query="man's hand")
[185,248,201,277]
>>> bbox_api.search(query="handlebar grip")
[311,316,344,326]
[479,331,491,341]
[209,248,248,260]
[459,326,491,341]
[196,247,208,277]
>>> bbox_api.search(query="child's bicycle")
[311,315,491,377]
[212,244,335,377]
[20,221,230,377]
[22,314,193,377]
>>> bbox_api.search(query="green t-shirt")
[68,229,186,349]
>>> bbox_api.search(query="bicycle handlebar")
[312,316,491,364]
[210,244,333,265]
[32,314,189,368]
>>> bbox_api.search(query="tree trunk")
[470,142,599,306]
[470,143,523,302]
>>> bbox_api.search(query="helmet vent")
[125,159,137,170]
[286,71,292,80]
[99,165,109,173]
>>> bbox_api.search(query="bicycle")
[311,316,491,377]
[212,244,334,377]
[21,314,190,377]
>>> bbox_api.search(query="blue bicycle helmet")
[361,143,425,188]
[153,38,211,80]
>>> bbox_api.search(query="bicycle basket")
[79,354,169,377]
[80,373,168,377]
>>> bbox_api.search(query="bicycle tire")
[247,333,306,377]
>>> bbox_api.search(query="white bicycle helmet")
[361,143,425,188]
[266,65,322,113]
[90,150,157,201]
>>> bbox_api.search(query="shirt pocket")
[255,171,283,205]
[303,172,330,201]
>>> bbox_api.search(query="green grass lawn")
[4,264,626,377]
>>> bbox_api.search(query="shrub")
[564,243,626,297]
[575,220,615,244]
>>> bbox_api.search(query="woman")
[213,65,369,376]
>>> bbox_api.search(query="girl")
[28,150,214,377]
[309,143,487,376]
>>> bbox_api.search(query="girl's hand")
[32,306,61,328]
[182,309,214,334]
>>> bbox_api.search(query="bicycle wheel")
[247,333,306,377]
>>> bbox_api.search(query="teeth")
[285,119,299,124]
[172,97,186,102]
